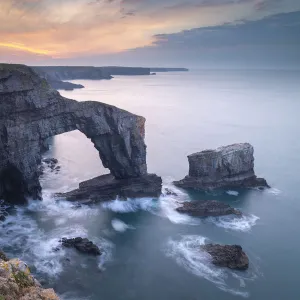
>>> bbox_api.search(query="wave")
[102,197,157,213]
[226,190,239,196]
[206,214,260,232]
[164,235,257,297]
[111,218,135,232]
[0,193,114,279]
[102,184,258,231]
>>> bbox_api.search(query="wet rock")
[56,173,162,203]
[0,64,147,204]
[176,200,241,217]
[201,244,249,270]
[174,143,269,191]
[60,237,101,256]
[164,188,178,196]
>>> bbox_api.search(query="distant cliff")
[101,66,150,75]
[150,68,189,72]
[32,66,151,90]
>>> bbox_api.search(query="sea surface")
[1,70,300,299]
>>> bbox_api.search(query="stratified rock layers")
[174,143,268,190]
[0,64,147,203]
[57,173,162,203]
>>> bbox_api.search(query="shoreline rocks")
[201,244,249,270]
[176,200,241,217]
[60,237,101,256]
[0,252,59,299]
[56,173,162,203]
[174,143,269,191]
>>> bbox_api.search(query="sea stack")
[174,143,269,190]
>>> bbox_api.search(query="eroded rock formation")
[57,173,162,203]
[201,244,249,270]
[176,200,241,217]
[174,143,269,191]
[0,64,148,203]
[60,237,101,256]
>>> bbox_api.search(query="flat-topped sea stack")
[174,143,269,191]
[0,64,159,204]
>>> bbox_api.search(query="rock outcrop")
[60,237,101,256]
[174,143,269,191]
[176,200,241,217]
[0,64,148,204]
[57,173,162,203]
[201,244,249,270]
[0,255,59,299]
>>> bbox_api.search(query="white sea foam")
[165,235,251,298]
[266,188,281,195]
[102,197,157,213]
[0,193,113,279]
[226,190,239,196]
[207,214,259,232]
[111,218,135,232]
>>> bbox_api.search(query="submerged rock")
[174,143,269,191]
[176,200,241,217]
[201,244,249,270]
[0,256,59,299]
[56,173,162,203]
[0,64,147,204]
[60,237,101,256]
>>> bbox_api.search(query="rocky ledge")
[0,251,59,300]
[174,143,269,191]
[201,244,249,270]
[176,200,241,217]
[0,64,149,204]
[56,173,162,203]
[60,237,101,256]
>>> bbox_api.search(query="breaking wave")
[165,235,257,297]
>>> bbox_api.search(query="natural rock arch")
[0,64,147,202]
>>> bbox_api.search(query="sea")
[0,70,299,299]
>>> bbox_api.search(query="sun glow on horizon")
[0,42,52,56]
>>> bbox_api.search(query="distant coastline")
[32,66,189,91]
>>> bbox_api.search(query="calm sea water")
[1,70,300,299]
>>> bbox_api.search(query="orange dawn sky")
[0,0,299,66]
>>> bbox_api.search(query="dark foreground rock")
[201,244,249,270]
[57,173,162,203]
[60,237,101,256]
[174,143,269,191]
[0,64,148,204]
[176,200,241,217]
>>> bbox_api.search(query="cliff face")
[101,66,150,76]
[0,64,147,203]
[32,66,113,81]
[174,143,268,190]
[0,254,59,300]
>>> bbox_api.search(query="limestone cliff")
[174,143,268,190]
[0,64,147,203]
[0,253,59,300]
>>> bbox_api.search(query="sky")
[0,0,299,68]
